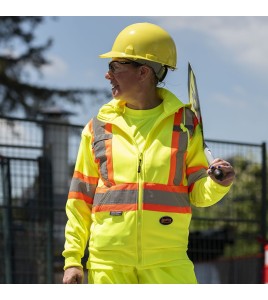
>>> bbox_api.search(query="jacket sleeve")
[185,110,231,207]
[62,122,99,270]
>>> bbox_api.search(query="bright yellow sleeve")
[62,123,99,270]
[190,176,232,207]
[63,199,92,270]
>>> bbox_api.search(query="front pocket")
[90,210,137,251]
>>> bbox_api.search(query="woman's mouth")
[111,83,119,93]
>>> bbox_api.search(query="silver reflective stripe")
[184,108,195,137]
[188,168,208,187]
[93,189,189,209]
[93,189,137,207]
[92,117,112,183]
[173,108,195,186]
[69,177,96,199]
[143,189,190,207]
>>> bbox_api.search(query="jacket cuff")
[207,176,233,193]
[64,254,83,270]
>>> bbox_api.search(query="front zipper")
[137,152,143,265]
[100,108,182,266]
[138,153,142,173]
[135,112,177,265]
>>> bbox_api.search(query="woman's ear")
[138,65,152,81]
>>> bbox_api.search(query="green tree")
[0,16,110,117]
[191,154,264,257]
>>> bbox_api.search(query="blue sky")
[2,5,268,146]
[30,16,267,146]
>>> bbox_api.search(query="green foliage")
[0,17,111,118]
[190,154,264,258]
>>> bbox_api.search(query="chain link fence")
[0,115,266,283]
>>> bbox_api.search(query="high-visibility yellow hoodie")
[63,87,231,271]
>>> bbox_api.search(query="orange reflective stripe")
[73,171,99,184]
[144,182,188,193]
[143,203,192,213]
[68,191,93,204]
[96,183,138,193]
[92,203,137,213]
[186,166,207,176]
[168,108,190,186]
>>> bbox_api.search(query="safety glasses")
[108,61,141,74]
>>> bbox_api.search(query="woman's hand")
[207,158,235,187]
[63,266,84,284]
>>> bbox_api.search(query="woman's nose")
[105,71,112,80]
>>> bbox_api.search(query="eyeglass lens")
[108,61,132,73]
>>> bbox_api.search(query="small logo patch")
[110,211,123,216]
[159,216,173,225]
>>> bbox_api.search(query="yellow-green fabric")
[63,87,231,279]
[123,102,163,152]
[88,262,197,284]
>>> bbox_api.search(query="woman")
[62,22,235,284]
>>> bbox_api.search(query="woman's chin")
[112,89,120,99]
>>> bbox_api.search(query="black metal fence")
[0,115,267,284]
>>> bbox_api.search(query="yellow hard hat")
[99,22,177,69]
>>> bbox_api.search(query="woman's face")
[105,59,141,100]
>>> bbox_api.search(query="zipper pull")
[138,153,143,173]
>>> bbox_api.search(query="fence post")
[38,153,54,284]
[0,157,14,283]
[41,108,71,283]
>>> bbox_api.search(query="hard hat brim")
[99,51,129,59]
[99,51,176,70]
